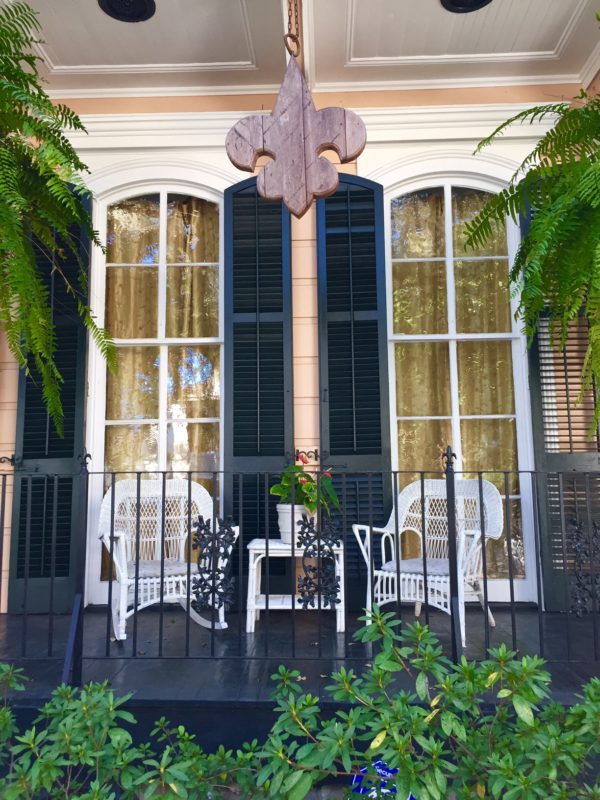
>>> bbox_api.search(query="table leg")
[246,553,257,633]
[336,552,345,633]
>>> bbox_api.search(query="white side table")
[246,538,345,633]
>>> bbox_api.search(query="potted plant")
[269,455,341,546]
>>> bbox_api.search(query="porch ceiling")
[25,0,600,96]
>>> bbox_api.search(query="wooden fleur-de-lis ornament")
[225,56,367,217]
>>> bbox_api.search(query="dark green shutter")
[9,211,89,612]
[530,315,600,610]
[224,179,293,578]
[317,175,391,603]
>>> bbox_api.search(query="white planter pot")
[276,503,312,548]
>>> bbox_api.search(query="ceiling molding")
[345,51,560,68]
[313,74,582,92]
[580,39,600,87]
[345,0,588,68]
[38,53,257,75]
[238,0,258,70]
[553,0,589,57]
[47,84,281,99]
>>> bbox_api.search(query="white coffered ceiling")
[25,0,600,96]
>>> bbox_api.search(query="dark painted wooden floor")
[1,604,599,707]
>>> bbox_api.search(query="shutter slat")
[538,317,599,453]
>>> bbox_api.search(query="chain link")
[285,0,301,58]
[287,0,299,37]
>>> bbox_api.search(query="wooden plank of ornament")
[225,57,367,218]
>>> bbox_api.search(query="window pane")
[395,343,451,416]
[105,424,159,473]
[166,266,218,338]
[106,267,157,338]
[455,259,511,333]
[106,347,159,420]
[457,341,515,415]
[452,187,507,257]
[397,418,452,483]
[107,195,160,264]
[168,422,219,473]
[168,346,220,418]
[167,195,219,263]
[486,500,525,579]
[460,418,518,492]
[391,188,445,259]
[392,262,447,334]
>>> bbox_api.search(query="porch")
[1,464,599,727]
[1,606,598,753]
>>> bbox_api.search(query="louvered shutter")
[9,212,89,612]
[530,315,600,610]
[317,176,392,607]
[224,179,293,583]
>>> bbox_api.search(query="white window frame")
[85,181,224,606]
[384,175,537,603]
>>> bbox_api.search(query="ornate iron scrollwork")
[296,514,341,609]
[191,515,237,612]
[567,518,600,616]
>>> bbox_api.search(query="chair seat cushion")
[380,557,449,576]
[126,559,189,579]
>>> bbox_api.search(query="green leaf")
[287,771,313,800]
[416,671,429,701]
[512,695,534,726]
[440,712,454,737]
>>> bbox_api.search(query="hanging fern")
[0,1,113,434]
[465,72,600,422]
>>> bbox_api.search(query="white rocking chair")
[352,478,503,646]
[98,478,239,641]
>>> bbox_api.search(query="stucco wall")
[0,336,18,611]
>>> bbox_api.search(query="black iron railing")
[2,453,600,684]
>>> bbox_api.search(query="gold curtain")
[391,187,445,259]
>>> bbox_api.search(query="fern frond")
[0,1,108,434]
[470,78,600,426]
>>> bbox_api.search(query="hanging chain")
[284,0,301,58]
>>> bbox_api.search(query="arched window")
[102,191,222,474]
[389,183,531,585]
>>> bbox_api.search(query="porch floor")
[1,605,599,707]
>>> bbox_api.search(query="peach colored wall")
[585,68,600,95]
[291,160,357,462]
[59,82,581,117]
[0,334,18,612]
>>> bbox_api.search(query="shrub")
[0,663,257,798]
[1,611,599,798]
[256,607,600,799]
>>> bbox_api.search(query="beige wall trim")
[55,83,581,116]
[68,104,559,155]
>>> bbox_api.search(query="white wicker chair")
[352,478,503,646]
[98,478,239,641]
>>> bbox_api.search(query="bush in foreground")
[0,609,599,798]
